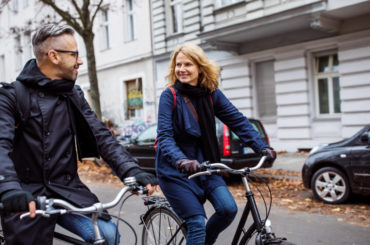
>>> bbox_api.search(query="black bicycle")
[187,156,296,245]
[0,177,148,245]
[140,156,296,245]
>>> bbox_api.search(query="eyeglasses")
[46,49,79,60]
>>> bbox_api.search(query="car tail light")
[223,125,231,156]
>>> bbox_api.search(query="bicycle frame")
[231,174,265,245]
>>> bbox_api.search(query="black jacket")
[0,59,139,208]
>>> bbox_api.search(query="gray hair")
[32,24,75,60]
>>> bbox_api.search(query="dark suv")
[122,119,271,172]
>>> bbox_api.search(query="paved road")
[54,183,369,245]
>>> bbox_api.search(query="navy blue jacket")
[156,87,268,218]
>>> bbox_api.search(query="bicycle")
[186,156,296,245]
[140,195,187,245]
[0,177,148,245]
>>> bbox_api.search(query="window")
[100,8,110,50]
[23,33,32,60]
[314,53,341,116]
[125,0,136,41]
[23,0,29,8]
[217,0,243,8]
[15,35,22,71]
[255,60,277,120]
[168,0,183,34]
[125,78,143,120]
[0,55,5,81]
[12,0,19,13]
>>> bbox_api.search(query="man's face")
[52,34,83,81]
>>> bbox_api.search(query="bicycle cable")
[115,192,138,245]
[248,173,273,227]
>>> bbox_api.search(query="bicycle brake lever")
[19,210,50,220]
[188,170,212,179]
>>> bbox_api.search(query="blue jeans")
[185,186,237,245]
[57,213,120,245]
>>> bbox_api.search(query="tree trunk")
[82,33,102,120]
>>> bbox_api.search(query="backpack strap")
[13,80,31,124]
[170,87,176,110]
[154,88,177,151]
[182,95,199,122]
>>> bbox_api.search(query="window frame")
[124,0,136,41]
[216,0,244,8]
[313,52,341,118]
[253,59,277,123]
[166,0,184,35]
[100,7,110,50]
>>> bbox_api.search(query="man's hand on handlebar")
[1,190,36,218]
[126,169,160,196]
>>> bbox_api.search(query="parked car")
[122,118,271,172]
[302,124,370,204]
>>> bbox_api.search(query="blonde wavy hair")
[165,43,220,92]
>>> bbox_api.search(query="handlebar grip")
[142,188,149,195]
[199,161,210,171]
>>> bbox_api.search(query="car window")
[231,121,265,140]
[136,125,157,143]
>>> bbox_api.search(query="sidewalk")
[271,151,309,172]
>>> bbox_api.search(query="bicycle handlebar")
[188,156,267,179]
[4,177,148,220]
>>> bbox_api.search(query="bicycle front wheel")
[142,207,187,245]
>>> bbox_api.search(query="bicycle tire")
[0,229,4,245]
[142,207,187,245]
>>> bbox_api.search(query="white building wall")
[338,33,370,137]
[0,0,155,129]
[150,0,370,152]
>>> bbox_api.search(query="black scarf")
[174,80,220,163]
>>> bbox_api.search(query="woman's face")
[175,51,200,86]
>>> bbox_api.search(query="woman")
[155,43,276,245]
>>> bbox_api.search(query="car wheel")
[311,167,350,204]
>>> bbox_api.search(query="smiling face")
[175,51,200,86]
[49,34,83,81]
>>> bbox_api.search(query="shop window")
[125,78,143,120]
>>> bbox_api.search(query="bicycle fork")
[231,176,271,245]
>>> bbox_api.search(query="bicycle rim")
[142,207,187,245]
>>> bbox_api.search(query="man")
[0,24,158,245]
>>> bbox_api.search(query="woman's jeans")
[57,213,120,245]
[185,186,237,245]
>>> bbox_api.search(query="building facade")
[0,0,156,131]
[151,0,370,151]
[1,0,369,152]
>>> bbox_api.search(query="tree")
[40,0,104,120]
